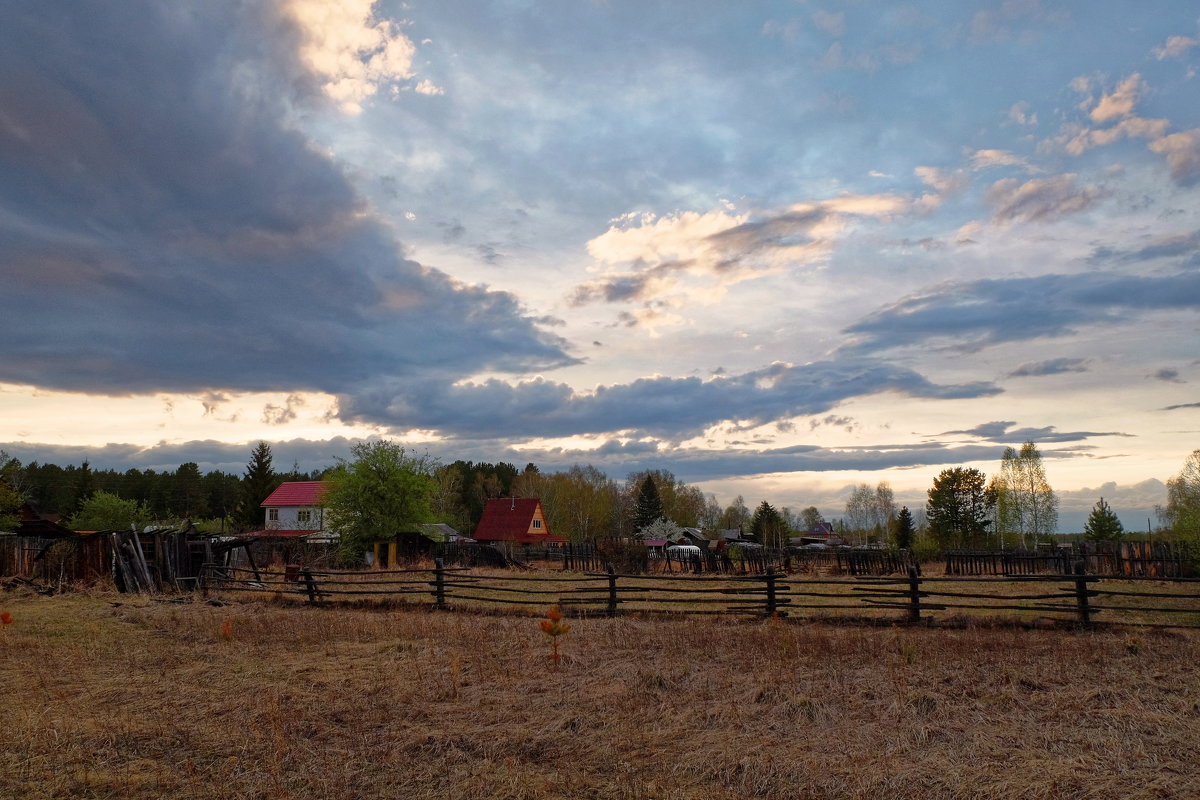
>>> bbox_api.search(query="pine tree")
[237,442,279,530]
[1083,497,1125,542]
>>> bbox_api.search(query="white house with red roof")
[472,497,566,546]
[260,481,328,535]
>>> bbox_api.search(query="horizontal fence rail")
[201,561,1200,629]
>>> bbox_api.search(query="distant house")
[473,498,566,546]
[791,522,842,548]
[258,481,332,542]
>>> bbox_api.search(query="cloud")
[811,10,845,38]
[1148,130,1200,186]
[285,0,420,113]
[337,359,1000,441]
[969,149,1035,172]
[572,194,908,312]
[1089,230,1200,265]
[1154,35,1199,60]
[1007,358,1089,377]
[1090,73,1144,123]
[1149,368,1185,384]
[1162,402,1200,411]
[0,1,575,399]
[940,421,1130,444]
[1008,102,1037,127]
[841,271,1200,354]
[985,174,1107,223]
[262,394,307,425]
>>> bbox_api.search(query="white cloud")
[1090,73,1144,123]
[285,0,418,113]
[1149,129,1200,185]
[1060,116,1170,156]
[970,149,1035,171]
[1008,101,1037,127]
[413,79,445,96]
[811,10,845,38]
[1154,35,1199,60]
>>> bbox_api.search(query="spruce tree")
[750,500,787,548]
[894,506,916,550]
[237,442,279,530]
[633,474,664,531]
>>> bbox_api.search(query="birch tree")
[992,442,1058,549]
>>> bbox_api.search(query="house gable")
[473,498,565,544]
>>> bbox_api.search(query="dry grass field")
[2,584,1198,800]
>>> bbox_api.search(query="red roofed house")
[473,497,566,546]
[259,481,330,540]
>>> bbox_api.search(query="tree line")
[3,442,1199,553]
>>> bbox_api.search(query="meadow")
[1,584,1198,800]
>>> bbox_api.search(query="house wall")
[528,504,548,537]
[264,505,324,531]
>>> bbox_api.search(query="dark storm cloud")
[0,1,574,398]
[337,359,1000,441]
[841,271,1200,354]
[1007,358,1089,377]
[1162,401,1200,410]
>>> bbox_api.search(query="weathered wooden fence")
[202,561,1200,628]
[946,542,1196,578]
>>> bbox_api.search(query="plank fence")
[201,560,1200,629]
[946,542,1196,578]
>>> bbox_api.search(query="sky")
[2,0,1199,530]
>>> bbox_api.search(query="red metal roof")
[261,481,328,507]
[473,497,566,544]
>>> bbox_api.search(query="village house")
[472,497,566,547]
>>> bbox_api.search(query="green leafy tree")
[1158,449,1200,543]
[926,467,992,550]
[237,442,279,530]
[1083,497,1125,542]
[68,490,150,531]
[894,506,916,550]
[992,442,1058,548]
[322,441,437,564]
[750,500,788,548]
[0,451,24,531]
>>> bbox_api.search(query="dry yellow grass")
[1,584,1198,800]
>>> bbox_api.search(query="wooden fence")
[946,541,1196,578]
[202,560,1200,629]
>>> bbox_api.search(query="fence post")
[765,566,777,617]
[907,566,921,623]
[606,563,618,617]
[433,557,446,609]
[1073,560,1092,625]
[301,568,318,605]
[199,563,209,599]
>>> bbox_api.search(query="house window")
[298,510,312,523]
[268,509,279,522]
[532,519,542,529]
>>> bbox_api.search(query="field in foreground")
[1,589,1198,800]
